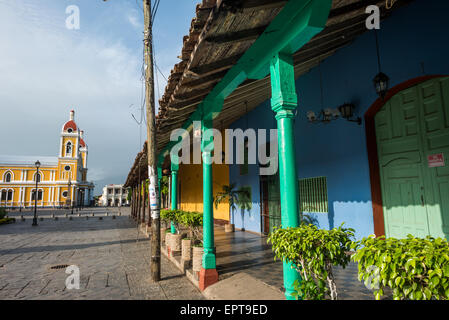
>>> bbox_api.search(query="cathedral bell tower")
[58,110,80,182]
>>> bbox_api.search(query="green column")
[170,169,178,234]
[270,52,301,300]
[201,118,216,269]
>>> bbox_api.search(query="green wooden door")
[375,77,449,239]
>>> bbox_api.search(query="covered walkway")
[213,226,386,300]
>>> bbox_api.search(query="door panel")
[260,174,281,234]
[375,77,449,239]
[418,77,449,238]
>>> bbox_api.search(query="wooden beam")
[222,0,287,11]
[189,53,243,76]
[205,25,269,45]
[183,69,228,88]
[328,0,384,19]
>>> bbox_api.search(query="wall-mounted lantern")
[338,103,362,125]
[307,104,361,125]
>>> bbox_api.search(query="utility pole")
[143,0,161,282]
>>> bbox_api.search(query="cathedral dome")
[63,110,77,132]
[79,138,86,147]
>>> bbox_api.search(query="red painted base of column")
[199,268,218,291]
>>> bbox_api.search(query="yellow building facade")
[0,110,94,208]
[178,163,230,221]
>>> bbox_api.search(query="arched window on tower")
[7,189,13,201]
[4,172,12,182]
[34,173,41,183]
[66,142,72,157]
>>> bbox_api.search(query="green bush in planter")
[267,224,355,300]
[178,211,203,246]
[351,235,449,300]
[160,209,181,231]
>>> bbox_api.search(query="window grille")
[299,176,328,213]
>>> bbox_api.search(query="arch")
[0,189,7,202]
[65,141,73,157]
[2,170,13,182]
[364,75,448,237]
[31,188,44,201]
[7,189,13,202]
[33,170,43,183]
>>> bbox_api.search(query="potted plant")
[178,211,192,263]
[161,209,174,252]
[169,210,183,255]
[214,183,248,233]
[181,211,204,275]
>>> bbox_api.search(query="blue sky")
[0,0,201,194]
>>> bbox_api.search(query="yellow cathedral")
[0,110,94,208]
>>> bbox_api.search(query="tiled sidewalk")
[0,208,203,300]
[214,227,381,300]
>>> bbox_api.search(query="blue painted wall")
[228,0,449,239]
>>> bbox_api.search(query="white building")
[100,184,129,207]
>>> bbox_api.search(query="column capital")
[270,52,298,113]
[275,109,296,120]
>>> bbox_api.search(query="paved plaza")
[0,207,203,300]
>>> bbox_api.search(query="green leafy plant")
[0,217,15,225]
[0,208,7,219]
[351,235,449,300]
[160,209,178,229]
[214,183,250,225]
[300,212,319,227]
[268,224,355,300]
[178,211,203,245]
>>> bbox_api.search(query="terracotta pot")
[171,234,182,252]
[182,239,192,261]
[225,223,235,233]
[160,228,167,244]
[192,246,203,272]
[165,232,172,249]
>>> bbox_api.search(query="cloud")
[127,10,142,29]
[0,0,143,193]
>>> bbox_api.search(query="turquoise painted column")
[270,52,301,300]
[170,168,178,234]
[201,118,216,270]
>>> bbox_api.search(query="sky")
[0,0,201,195]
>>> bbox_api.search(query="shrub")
[0,208,7,219]
[351,235,449,300]
[0,217,15,225]
[160,209,179,230]
[268,224,355,300]
[178,211,203,245]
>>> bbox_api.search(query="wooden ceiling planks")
[126,0,414,183]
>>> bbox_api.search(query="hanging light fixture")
[373,29,390,99]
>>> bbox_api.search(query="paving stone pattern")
[0,208,203,300]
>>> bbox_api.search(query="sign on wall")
[428,153,445,168]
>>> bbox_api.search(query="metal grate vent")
[50,264,70,270]
[299,176,328,213]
